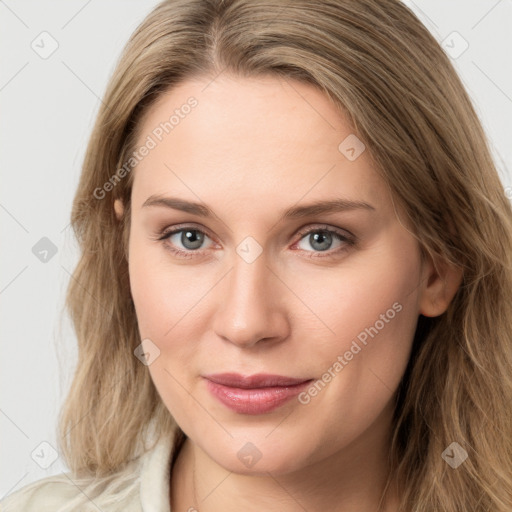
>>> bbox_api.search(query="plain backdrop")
[1,0,511,498]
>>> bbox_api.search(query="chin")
[204,435,316,477]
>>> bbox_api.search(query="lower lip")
[205,379,312,415]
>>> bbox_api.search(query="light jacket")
[1,434,179,511]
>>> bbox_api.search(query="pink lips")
[203,373,312,415]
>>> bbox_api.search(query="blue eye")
[170,229,207,250]
[157,224,355,259]
[294,228,354,257]
[299,230,338,252]
[159,227,214,256]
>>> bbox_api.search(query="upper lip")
[203,373,311,389]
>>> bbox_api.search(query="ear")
[114,199,124,221]
[419,253,463,317]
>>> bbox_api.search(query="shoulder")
[1,458,142,512]
[1,473,94,512]
[1,433,179,512]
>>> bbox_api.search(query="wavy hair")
[58,1,512,510]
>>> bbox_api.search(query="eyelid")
[157,223,216,242]
[294,223,355,242]
[157,222,354,240]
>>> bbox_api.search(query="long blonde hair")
[59,1,512,509]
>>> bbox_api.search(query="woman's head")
[60,1,512,510]
[117,71,454,480]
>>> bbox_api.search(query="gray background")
[1,0,511,497]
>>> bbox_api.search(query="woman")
[3,0,511,510]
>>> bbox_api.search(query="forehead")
[130,74,388,214]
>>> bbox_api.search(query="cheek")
[128,228,205,339]
[128,233,206,420]
[290,238,420,345]
[290,239,421,397]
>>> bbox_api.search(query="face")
[121,74,433,476]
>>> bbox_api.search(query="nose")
[212,250,290,349]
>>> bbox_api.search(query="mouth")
[203,373,314,415]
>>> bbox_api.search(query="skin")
[114,74,461,511]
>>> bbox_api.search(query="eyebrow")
[142,195,376,219]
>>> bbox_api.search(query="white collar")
[139,434,175,512]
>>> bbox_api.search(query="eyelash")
[155,224,356,260]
